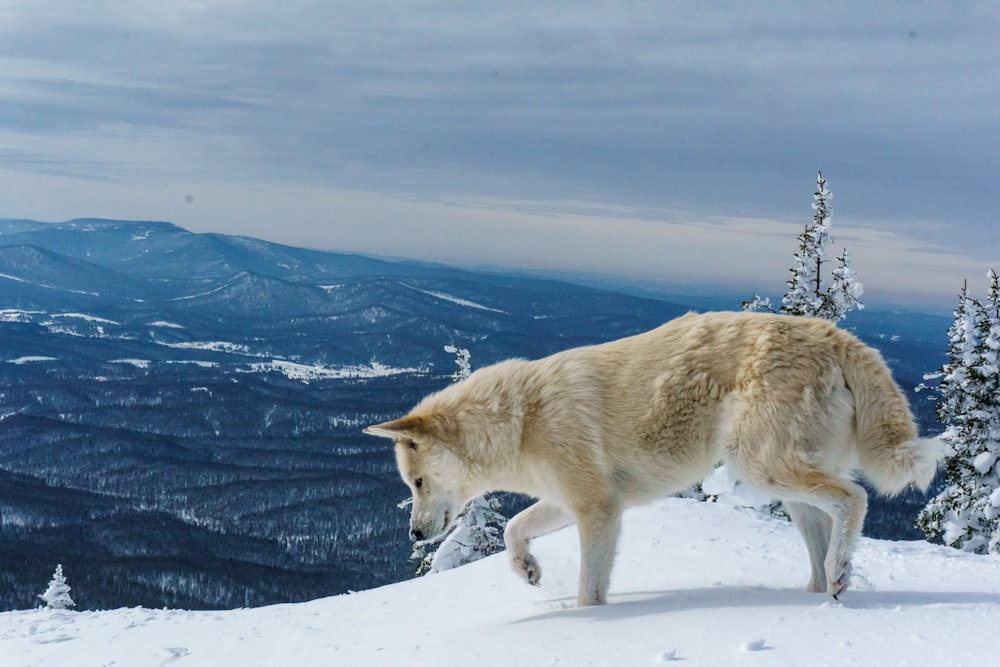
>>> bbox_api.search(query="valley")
[0,218,946,610]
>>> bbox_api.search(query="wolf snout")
[410,528,425,541]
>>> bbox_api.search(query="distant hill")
[0,218,692,367]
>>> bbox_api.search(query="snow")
[701,464,776,508]
[974,450,997,475]
[170,282,235,301]
[5,356,57,365]
[0,272,100,297]
[0,309,44,322]
[149,321,185,329]
[109,359,151,369]
[48,313,119,325]
[0,272,28,283]
[166,360,219,368]
[161,341,253,355]
[2,310,117,326]
[398,282,506,313]
[2,498,999,666]
[245,360,421,382]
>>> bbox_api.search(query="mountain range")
[0,218,948,611]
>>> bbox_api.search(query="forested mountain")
[0,218,945,610]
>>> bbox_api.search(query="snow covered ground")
[2,497,998,666]
[245,359,422,381]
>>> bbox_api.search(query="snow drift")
[2,497,999,666]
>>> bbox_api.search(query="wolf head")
[364,412,474,542]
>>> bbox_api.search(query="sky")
[1,1,997,308]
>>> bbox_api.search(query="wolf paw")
[827,561,853,599]
[511,552,542,587]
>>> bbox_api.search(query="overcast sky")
[1,2,997,308]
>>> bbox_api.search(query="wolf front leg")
[574,501,623,606]
[504,500,573,587]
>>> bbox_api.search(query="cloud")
[0,1,997,307]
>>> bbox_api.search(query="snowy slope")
[2,497,998,666]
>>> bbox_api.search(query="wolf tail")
[839,336,943,496]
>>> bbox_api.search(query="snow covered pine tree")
[425,495,508,574]
[918,271,1000,553]
[408,345,509,575]
[743,171,864,320]
[38,564,75,610]
[443,344,471,383]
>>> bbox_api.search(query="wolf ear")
[363,417,419,440]
[363,413,457,443]
[363,415,432,440]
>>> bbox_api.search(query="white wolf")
[365,311,941,607]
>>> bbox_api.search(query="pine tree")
[916,281,978,542]
[740,294,774,314]
[38,564,75,610]
[781,173,832,316]
[745,171,864,321]
[917,272,1000,553]
[978,270,1000,553]
[443,344,471,382]
[827,248,864,320]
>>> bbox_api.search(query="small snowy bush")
[39,564,75,610]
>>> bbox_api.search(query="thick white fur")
[365,311,941,607]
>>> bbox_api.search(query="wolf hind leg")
[784,500,833,593]
[768,474,867,598]
[732,443,867,598]
[504,500,572,587]
[811,478,867,598]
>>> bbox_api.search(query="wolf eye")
[414,478,423,489]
